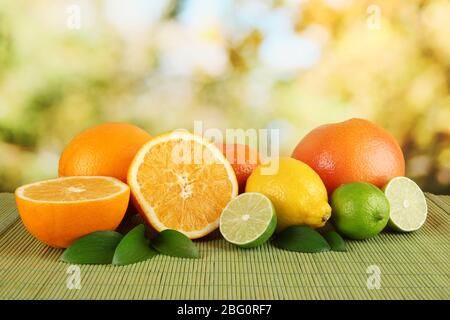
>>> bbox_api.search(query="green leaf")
[151,229,200,259]
[316,221,336,235]
[112,224,158,266]
[60,231,123,265]
[324,231,347,252]
[274,226,331,253]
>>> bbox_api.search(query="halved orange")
[128,131,238,239]
[15,176,130,248]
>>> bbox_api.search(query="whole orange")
[59,123,151,182]
[221,144,261,193]
[291,118,405,193]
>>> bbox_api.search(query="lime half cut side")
[219,192,277,248]
[383,177,427,232]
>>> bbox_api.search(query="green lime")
[331,182,390,240]
[383,177,427,232]
[219,192,277,248]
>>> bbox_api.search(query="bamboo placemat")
[0,192,449,300]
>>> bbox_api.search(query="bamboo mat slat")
[0,192,449,300]
[0,194,19,236]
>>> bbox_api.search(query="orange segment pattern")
[134,138,235,233]
[22,177,123,202]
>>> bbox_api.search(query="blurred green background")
[0,0,449,194]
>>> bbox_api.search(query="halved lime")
[383,177,427,232]
[219,192,277,248]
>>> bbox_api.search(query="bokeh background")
[0,0,449,194]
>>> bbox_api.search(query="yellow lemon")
[246,158,331,232]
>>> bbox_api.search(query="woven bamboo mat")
[0,192,449,300]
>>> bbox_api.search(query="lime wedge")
[383,177,427,232]
[219,192,277,248]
